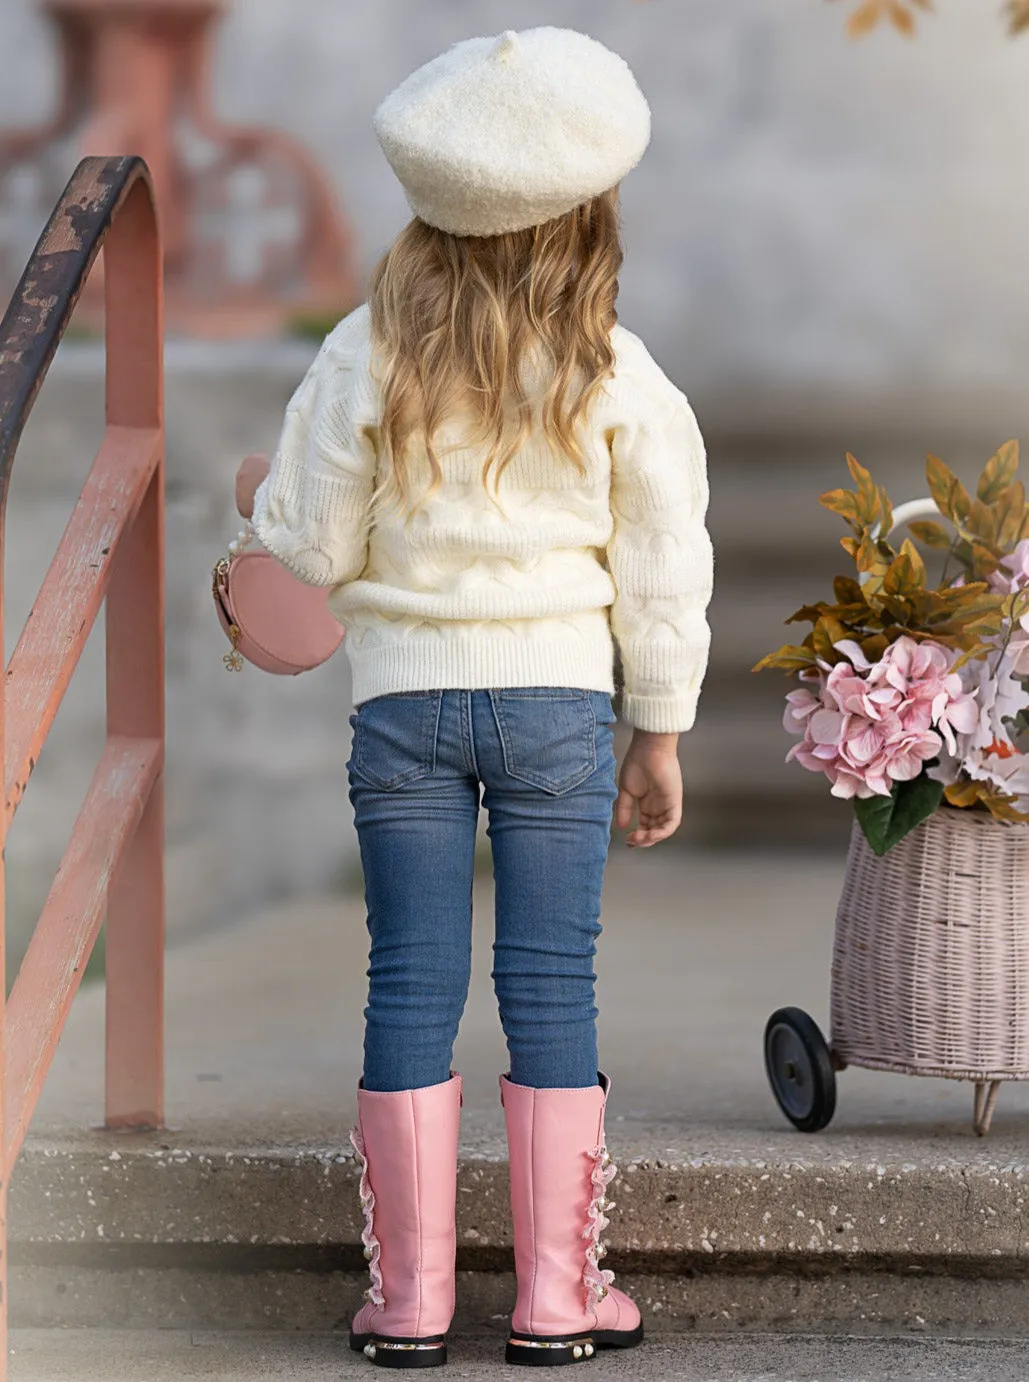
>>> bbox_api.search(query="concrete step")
[9,1328,1029,1381]
[13,847,1029,1335]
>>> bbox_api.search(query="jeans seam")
[465,690,480,779]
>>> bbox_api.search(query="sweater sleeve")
[250,347,377,588]
[605,350,714,733]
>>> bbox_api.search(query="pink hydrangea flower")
[784,636,978,799]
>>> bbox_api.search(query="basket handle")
[884,497,942,544]
[857,498,946,587]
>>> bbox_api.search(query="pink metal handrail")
[0,155,165,1368]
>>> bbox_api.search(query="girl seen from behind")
[235,25,714,1369]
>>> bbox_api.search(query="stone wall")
[4,0,1029,403]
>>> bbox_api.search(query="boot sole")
[350,1332,448,1368]
[505,1321,644,1366]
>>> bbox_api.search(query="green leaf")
[853,775,945,857]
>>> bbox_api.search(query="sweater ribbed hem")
[347,628,617,708]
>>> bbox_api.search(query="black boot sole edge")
[349,1332,448,1369]
[505,1322,644,1366]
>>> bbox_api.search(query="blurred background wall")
[1,0,1028,963]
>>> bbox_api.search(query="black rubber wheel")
[764,1007,837,1133]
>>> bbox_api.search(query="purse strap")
[212,520,256,673]
[229,520,255,555]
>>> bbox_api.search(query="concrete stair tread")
[18,849,1029,1270]
[9,1329,1029,1381]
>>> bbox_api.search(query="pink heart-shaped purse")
[212,522,345,675]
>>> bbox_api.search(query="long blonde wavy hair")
[367,186,623,526]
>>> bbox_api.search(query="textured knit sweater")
[250,304,714,733]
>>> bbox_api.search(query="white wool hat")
[374,27,651,238]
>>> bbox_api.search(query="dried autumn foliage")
[835,0,929,37]
[1009,0,1029,34]
[754,445,1029,825]
[833,0,1029,35]
[754,446,1029,675]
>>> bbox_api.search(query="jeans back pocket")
[348,692,441,791]
[490,687,598,795]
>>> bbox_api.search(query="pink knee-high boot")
[500,1071,643,1366]
[348,1072,462,1369]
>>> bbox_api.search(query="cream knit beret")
[374,27,651,238]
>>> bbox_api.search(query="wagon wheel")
[764,1007,837,1133]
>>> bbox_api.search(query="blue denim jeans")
[345,688,620,1093]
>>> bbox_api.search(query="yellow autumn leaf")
[898,538,926,586]
[844,453,884,527]
[886,0,916,34]
[949,643,994,673]
[833,575,866,604]
[925,454,971,525]
[967,498,999,545]
[907,519,952,551]
[811,619,844,663]
[752,644,818,674]
[860,633,890,661]
[983,791,1029,824]
[820,488,862,524]
[847,0,885,36]
[944,781,983,809]
[995,481,1027,549]
[1008,0,1029,35]
[977,440,1019,503]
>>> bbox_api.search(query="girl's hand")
[235,453,271,519]
[614,731,683,848]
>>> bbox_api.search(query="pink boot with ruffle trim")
[348,1072,462,1369]
[500,1071,643,1366]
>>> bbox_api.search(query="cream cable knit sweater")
[251,305,714,733]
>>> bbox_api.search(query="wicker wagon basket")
[831,805,1029,1133]
[765,805,1029,1137]
[763,492,1029,1137]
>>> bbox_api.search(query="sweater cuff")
[621,690,701,734]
